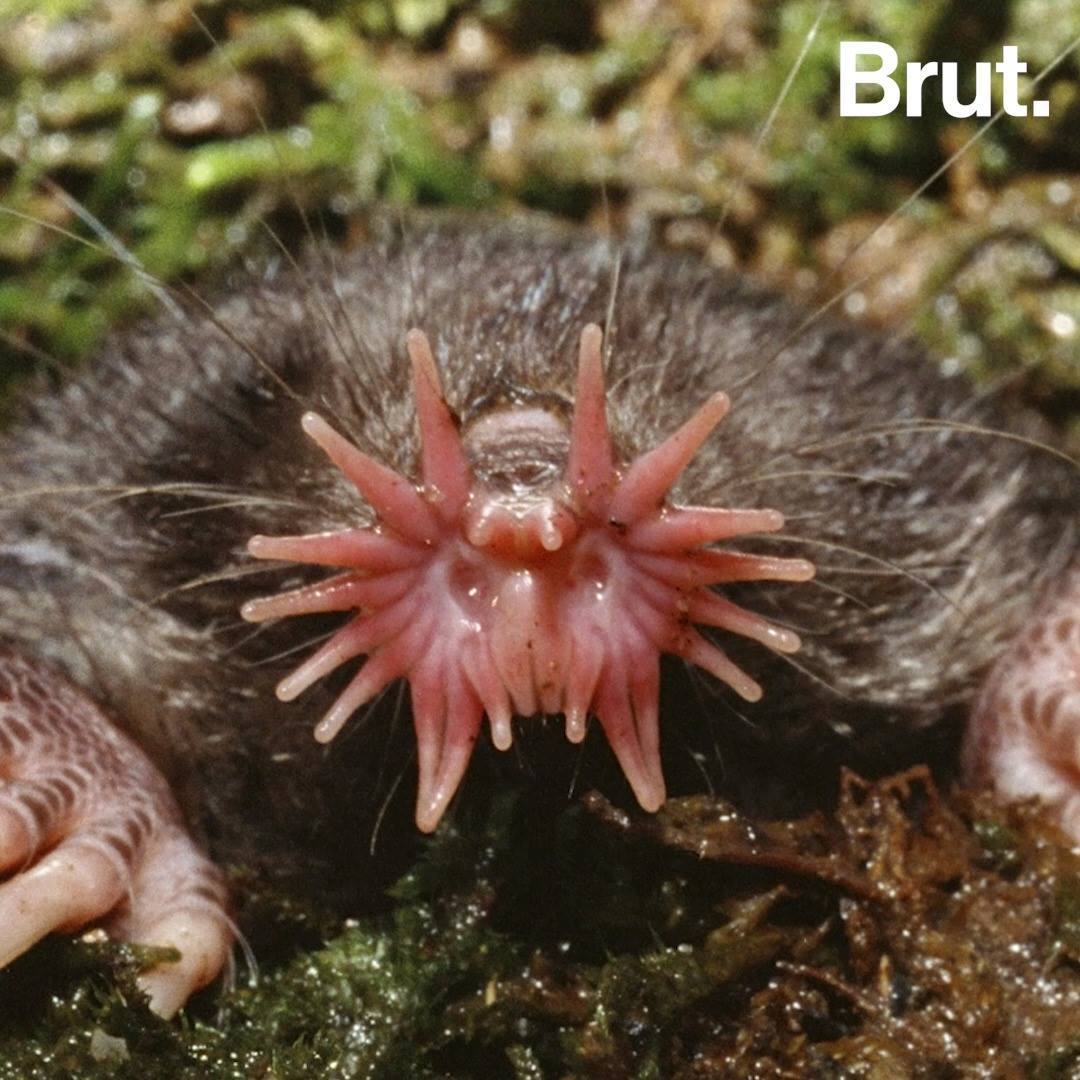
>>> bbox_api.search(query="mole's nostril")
[463,495,579,561]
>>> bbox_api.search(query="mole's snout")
[241,325,814,832]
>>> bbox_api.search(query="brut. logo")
[839,42,1051,119]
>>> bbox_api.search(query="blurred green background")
[1,0,1078,428]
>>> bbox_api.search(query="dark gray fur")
[0,217,1076,888]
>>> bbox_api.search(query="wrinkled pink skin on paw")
[962,564,1080,841]
[244,325,815,831]
[0,651,232,1017]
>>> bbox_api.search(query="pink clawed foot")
[244,324,814,831]
[963,565,1080,840]
[0,652,231,1017]
[111,826,232,1017]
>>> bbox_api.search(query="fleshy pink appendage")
[963,563,1080,838]
[244,325,814,831]
[0,650,231,1017]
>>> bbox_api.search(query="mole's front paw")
[963,564,1080,841]
[0,650,231,1017]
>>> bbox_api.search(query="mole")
[0,217,1076,1016]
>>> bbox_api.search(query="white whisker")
[715,0,833,233]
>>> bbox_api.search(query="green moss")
[2,767,1080,1072]
[1,0,1077,409]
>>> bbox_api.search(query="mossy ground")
[7,774,1080,1076]
[1,1,1079,1075]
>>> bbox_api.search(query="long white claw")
[135,909,233,1019]
[110,826,233,1017]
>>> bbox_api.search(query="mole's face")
[241,325,814,831]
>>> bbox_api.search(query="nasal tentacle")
[406,328,471,519]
